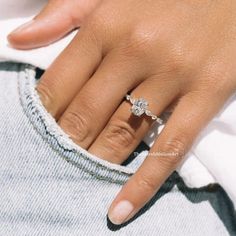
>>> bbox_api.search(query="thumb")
[8,0,89,49]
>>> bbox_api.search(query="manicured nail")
[108,200,134,225]
[10,20,35,34]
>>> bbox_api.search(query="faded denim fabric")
[0,62,236,236]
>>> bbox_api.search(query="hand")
[9,0,236,225]
[8,0,102,49]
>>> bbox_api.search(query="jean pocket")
[18,63,136,184]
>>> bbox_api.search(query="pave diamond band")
[125,94,163,125]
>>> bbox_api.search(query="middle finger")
[58,52,144,148]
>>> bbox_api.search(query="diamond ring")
[125,94,163,125]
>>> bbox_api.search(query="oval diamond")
[131,98,148,116]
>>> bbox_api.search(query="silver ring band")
[125,94,163,125]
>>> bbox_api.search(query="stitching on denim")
[18,64,134,185]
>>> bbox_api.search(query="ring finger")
[88,77,179,164]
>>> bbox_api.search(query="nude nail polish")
[108,200,134,225]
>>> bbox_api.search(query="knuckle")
[130,31,154,53]
[124,26,158,58]
[166,45,196,75]
[135,176,156,193]
[36,82,54,108]
[59,111,91,144]
[158,137,187,166]
[70,11,83,27]
[102,119,136,152]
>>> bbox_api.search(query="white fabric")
[0,0,235,207]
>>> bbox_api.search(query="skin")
[8,0,236,225]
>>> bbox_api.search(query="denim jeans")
[0,62,235,235]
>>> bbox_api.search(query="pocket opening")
[18,64,134,185]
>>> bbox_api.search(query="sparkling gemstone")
[126,94,131,100]
[145,110,152,116]
[131,98,148,116]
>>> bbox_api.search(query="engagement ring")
[125,94,163,125]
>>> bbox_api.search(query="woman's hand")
[9,0,236,225]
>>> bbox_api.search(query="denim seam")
[17,64,134,185]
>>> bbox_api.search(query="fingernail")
[108,200,134,225]
[10,20,35,34]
